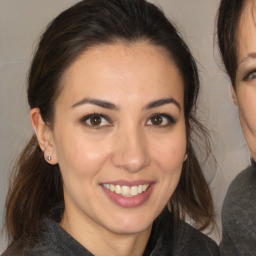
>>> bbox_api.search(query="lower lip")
[101,184,154,208]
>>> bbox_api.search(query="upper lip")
[100,180,154,186]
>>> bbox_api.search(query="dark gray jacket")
[219,161,256,255]
[2,209,219,256]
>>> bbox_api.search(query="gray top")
[219,162,256,255]
[2,208,219,256]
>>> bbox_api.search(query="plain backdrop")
[0,0,250,251]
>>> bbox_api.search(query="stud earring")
[184,153,188,161]
[46,156,51,161]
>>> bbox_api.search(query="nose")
[111,126,151,173]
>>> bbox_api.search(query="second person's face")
[234,0,256,161]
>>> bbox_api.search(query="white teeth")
[104,184,110,189]
[130,186,138,196]
[122,186,130,196]
[115,185,121,194]
[103,184,150,197]
[110,184,115,192]
[142,185,148,192]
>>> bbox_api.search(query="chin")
[105,212,154,235]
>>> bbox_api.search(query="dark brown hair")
[217,0,245,86]
[5,0,214,243]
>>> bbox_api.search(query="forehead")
[57,42,184,108]
[237,0,256,60]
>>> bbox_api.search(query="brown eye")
[89,116,102,126]
[82,114,110,127]
[150,115,163,125]
[146,113,176,127]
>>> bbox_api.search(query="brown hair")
[217,0,245,86]
[5,0,214,243]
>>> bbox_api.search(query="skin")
[232,0,256,161]
[31,42,187,256]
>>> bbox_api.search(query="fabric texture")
[219,160,256,256]
[2,208,219,256]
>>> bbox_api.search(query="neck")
[60,210,152,256]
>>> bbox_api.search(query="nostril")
[111,130,150,172]
[111,146,150,172]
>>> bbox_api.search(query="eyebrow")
[238,52,256,67]
[143,98,181,111]
[71,97,181,111]
[71,98,120,110]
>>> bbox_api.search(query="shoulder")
[1,217,91,256]
[173,221,219,256]
[222,165,256,221]
[225,165,256,199]
[220,165,256,251]
[1,239,25,256]
[0,233,58,256]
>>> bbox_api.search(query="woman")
[218,0,256,254]
[2,0,218,255]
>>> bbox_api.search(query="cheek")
[237,89,256,135]
[152,134,185,205]
[54,129,112,178]
[151,131,186,173]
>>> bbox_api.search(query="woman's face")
[50,42,186,236]
[234,1,256,160]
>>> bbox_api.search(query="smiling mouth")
[102,184,150,197]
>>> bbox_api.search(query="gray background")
[0,0,250,250]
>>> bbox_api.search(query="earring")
[46,156,51,161]
[184,153,188,162]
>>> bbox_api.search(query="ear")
[30,108,58,164]
[230,85,238,106]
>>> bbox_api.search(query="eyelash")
[146,113,177,127]
[243,70,256,81]
[80,113,111,129]
[80,112,177,129]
